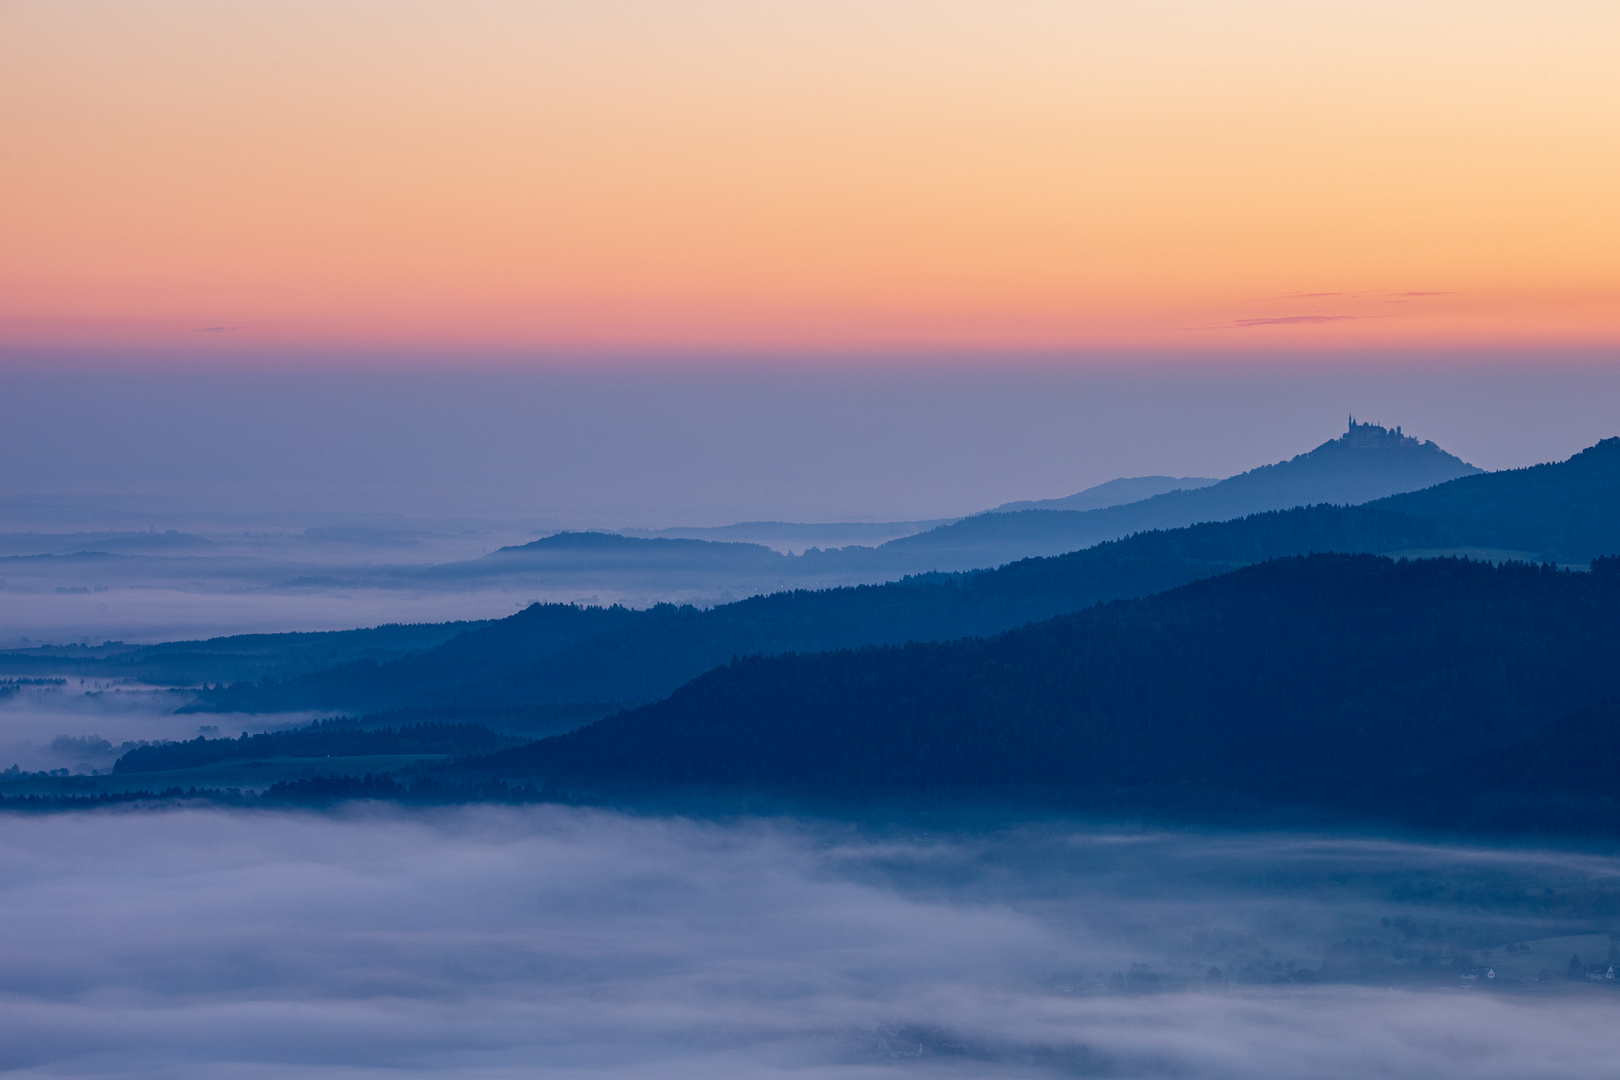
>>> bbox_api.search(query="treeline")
[0,776,545,813]
[0,620,489,683]
[1370,437,1620,557]
[189,600,646,712]
[112,721,523,774]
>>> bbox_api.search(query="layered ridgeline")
[27,553,1620,833]
[308,420,1478,590]
[470,554,1620,819]
[0,620,490,684]
[0,422,1482,607]
[436,421,1475,581]
[987,474,1217,514]
[863,420,1480,570]
[189,436,1620,715]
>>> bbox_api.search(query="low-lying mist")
[1,806,1616,1078]
[0,575,581,647]
[0,680,320,772]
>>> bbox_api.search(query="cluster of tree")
[0,787,248,811]
[112,721,524,774]
[0,776,545,813]
[0,677,68,697]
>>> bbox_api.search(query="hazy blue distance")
[5,353,1619,528]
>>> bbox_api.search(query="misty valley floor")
[2,805,1618,1079]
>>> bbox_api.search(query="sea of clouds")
[1,805,1617,1079]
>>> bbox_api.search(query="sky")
[1,1,1617,526]
[2,0,1617,354]
[4,357,1620,525]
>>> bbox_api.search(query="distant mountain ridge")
[990,475,1218,514]
[613,479,1222,554]
[867,420,1480,570]
[197,421,1483,598]
[621,519,956,552]
[486,530,785,569]
[1179,418,1480,510]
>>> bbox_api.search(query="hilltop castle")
[1345,416,1412,443]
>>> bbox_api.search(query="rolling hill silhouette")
[989,474,1217,514]
[189,436,1619,715]
[861,420,1480,570]
[472,554,1620,811]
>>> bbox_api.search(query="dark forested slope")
[186,601,642,712]
[1371,437,1620,560]
[483,555,1620,801]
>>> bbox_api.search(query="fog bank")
[0,807,1616,1078]
[0,680,323,773]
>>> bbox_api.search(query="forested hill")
[184,601,643,712]
[192,437,1620,714]
[479,555,1620,804]
[1371,436,1620,557]
[856,421,1481,569]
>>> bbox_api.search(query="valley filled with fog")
[0,679,316,774]
[3,805,1617,1078]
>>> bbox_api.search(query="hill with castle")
[850,418,1482,570]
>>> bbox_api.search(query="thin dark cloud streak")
[1231,315,1393,328]
[0,807,1617,1078]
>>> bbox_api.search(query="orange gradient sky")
[2,0,1617,353]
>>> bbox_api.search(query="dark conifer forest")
[471,554,1620,824]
